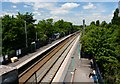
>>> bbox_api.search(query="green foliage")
[111,8,120,25]
[81,8,120,83]
[36,19,54,41]
[96,20,100,26]
[2,12,36,54]
[53,19,78,37]
[2,13,79,56]
[90,21,95,26]
[100,21,107,27]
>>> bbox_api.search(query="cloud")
[33,11,41,16]
[61,3,80,9]
[1,11,17,17]
[50,9,69,15]
[12,5,17,8]
[33,3,54,10]
[2,0,119,2]
[50,3,80,15]
[24,5,29,8]
[85,13,112,25]
[3,0,22,3]
[31,2,80,15]
[83,3,96,9]
[2,1,115,26]
[74,11,113,25]
[2,0,59,3]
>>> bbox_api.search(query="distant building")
[118,1,120,16]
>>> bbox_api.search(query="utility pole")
[36,32,37,41]
[24,21,28,48]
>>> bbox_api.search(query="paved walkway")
[74,58,94,83]
[64,42,94,83]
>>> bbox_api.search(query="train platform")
[64,42,94,83]
[7,35,70,68]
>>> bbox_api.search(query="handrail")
[93,58,104,84]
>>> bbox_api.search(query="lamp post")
[24,21,28,48]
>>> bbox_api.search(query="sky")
[1,0,119,25]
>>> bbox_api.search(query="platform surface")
[64,42,94,83]
[7,36,69,68]
[0,65,16,76]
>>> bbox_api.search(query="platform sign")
[16,50,19,56]
[18,49,21,55]
[16,49,21,56]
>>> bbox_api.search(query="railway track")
[19,33,79,83]
[40,34,77,83]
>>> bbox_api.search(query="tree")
[54,19,76,37]
[90,21,95,26]
[111,8,120,25]
[81,24,120,83]
[96,20,100,26]
[16,12,36,46]
[2,12,36,55]
[36,19,54,41]
[1,12,79,61]
[16,12,36,24]
[100,21,107,27]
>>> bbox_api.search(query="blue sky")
[1,0,119,25]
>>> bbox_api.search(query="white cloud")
[12,5,17,8]
[85,13,112,25]
[61,3,80,9]
[32,2,80,15]
[74,11,113,25]
[33,3,54,10]
[4,0,22,3]
[50,3,80,15]
[2,0,59,3]
[83,3,96,9]
[33,11,41,16]
[50,8,69,15]
[1,11,17,17]
[33,11,38,14]
[2,0,119,2]
[24,5,29,8]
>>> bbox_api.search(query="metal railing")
[93,58,104,84]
